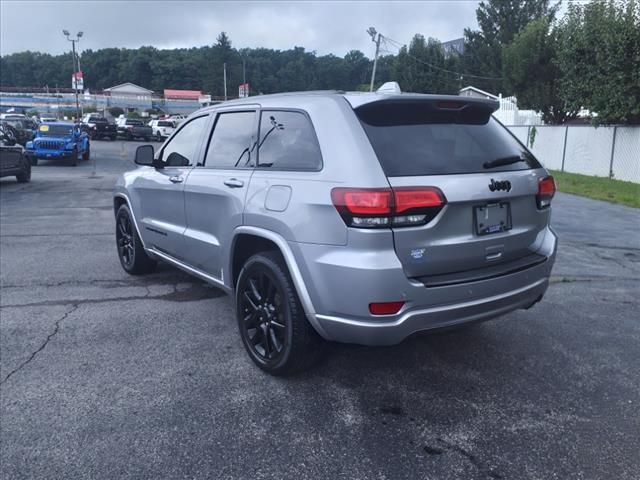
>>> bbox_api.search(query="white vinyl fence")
[508,125,640,183]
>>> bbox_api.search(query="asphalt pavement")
[1,140,639,480]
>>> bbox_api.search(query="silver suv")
[113,87,557,375]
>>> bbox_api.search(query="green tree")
[556,0,640,124]
[394,35,460,94]
[463,0,560,93]
[503,18,578,123]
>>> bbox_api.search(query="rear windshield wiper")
[483,155,523,169]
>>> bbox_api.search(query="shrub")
[108,107,125,117]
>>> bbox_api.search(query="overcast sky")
[0,1,481,57]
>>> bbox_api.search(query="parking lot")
[1,140,639,479]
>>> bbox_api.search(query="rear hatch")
[353,97,552,283]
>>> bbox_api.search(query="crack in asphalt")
[0,233,112,238]
[0,276,192,289]
[436,438,503,479]
[549,275,640,284]
[0,304,79,387]
[1,282,225,308]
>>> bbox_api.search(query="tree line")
[1,0,638,124]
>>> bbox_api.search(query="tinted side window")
[258,111,322,171]
[161,115,208,167]
[204,111,256,168]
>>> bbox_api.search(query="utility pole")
[242,57,246,84]
[367,27,382,92]
[63,30,83,121]
[223,62,228,101]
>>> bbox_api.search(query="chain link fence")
[508,125,640,183]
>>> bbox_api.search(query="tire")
[82,144,90,161]
[110,135,117,141]
[16,160,31,183]
[144,136,150,142]
[236,251,323,375]
[155,132,162,142]
[115,204,157,275]
[69,148,78,166]
[30,156,38,166]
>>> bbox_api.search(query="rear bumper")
[315,277,548,345]
[292,226,557,345]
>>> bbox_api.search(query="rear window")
[158,121,174,127]
[90,117,107,123]
[126,120,142,125]
[356,101,540,176]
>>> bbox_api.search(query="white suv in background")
[148,119,176,141]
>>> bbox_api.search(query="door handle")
[169,176,183,184]
[223,178,244,188]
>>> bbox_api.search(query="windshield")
[357,101,540,176]
[39,125,74,136]
[90,117,107,123]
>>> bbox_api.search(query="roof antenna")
[376,82,402,94]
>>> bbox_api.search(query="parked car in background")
[2,118,37,146]
[0,123,31,183]
[148,119,176,141]
[0,113,27,120]
[168,114,187,125]
[113,87,558,375]
[26,122,90,166]
[82,115,117,140]
[39,115,57,124]
[116,118,153,141]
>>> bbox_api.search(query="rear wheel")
[236,251,323,375]
[16,160,31,183]
[115,204,156,275]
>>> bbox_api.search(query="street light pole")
[367,27,382,92]
[63,30,83,121]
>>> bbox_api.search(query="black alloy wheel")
[236,252,324,375]
[116,210,135,269]
[114,204,157,275]
[240,269,288,362]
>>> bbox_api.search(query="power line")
[381,36,503,81]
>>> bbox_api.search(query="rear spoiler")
[352,96,499,126]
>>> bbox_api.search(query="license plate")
[474,203,511,236]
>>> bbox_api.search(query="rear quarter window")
[356,101,540,176]
[257,110,322,171]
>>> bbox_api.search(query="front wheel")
[69,148,78,166]
[236,251,323,375]
[115,204,156,275]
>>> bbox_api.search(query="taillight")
[331,187,446,228]
[537,176,556,209]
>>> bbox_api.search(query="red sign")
[239,83,250,98]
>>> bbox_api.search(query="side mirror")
[135,144,156,166]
